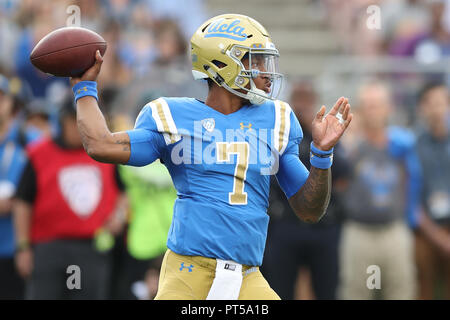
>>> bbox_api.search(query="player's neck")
[205,86,245,115]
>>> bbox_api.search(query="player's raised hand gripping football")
[70,50,103,87]
[311,97,353,151]
[70,50,132,164]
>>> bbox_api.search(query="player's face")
[242,54,273,94]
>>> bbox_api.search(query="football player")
[70,14,352,299]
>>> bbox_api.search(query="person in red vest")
[12,94,127,299]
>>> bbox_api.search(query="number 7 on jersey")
[216,142,250,205]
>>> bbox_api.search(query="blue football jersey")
[126,97,309,266]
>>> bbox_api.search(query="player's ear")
[241,52,249,68]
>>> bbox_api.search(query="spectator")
[324,0,384,55]
[8,77,56,147]
[77,0,105,32]
[414,82,450,299]
[96,20,132,89]
[262,80,351,300]
[338,80,421,300]
[20,98,52,145]
[114,161,176,299]
[13,94,127,299]
[145,0,207,39]
[390,0,450,65]
[117,26,156,78]
[0,1,21,72]
[153,19,188,67]
[382,0,429,53]
[101,0,138,27]
[13,1,69,98]
[0,74,28,299]
[104,114,175,300]
[110,18,206,117]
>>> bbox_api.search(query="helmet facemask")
[223,45,283,105]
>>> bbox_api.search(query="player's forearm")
[76,96,113,154]
[76,96,130,163]
[288,167,332,223]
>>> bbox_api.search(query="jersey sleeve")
[126,103,166,167]
[275,103,309,198]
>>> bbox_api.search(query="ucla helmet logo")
[205,19,247,41]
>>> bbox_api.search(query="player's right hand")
[70,50,103,87]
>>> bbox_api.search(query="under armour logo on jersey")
[179,263,194,272]
[202,118,215,132]
[240,122,252,131]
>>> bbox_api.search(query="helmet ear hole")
[212,60,227,69]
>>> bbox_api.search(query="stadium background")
[0,0,449,300]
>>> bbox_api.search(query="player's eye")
[252,58,264,68]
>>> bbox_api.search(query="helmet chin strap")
[221,79,268,105]
[205,66,269,105]
[246,79,267,105]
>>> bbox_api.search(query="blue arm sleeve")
[275,111,309,198]
[125,104,166,167]
[276,149,310,198]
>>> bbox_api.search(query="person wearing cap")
[13,92,128,299]
[0,74,28,299]
[20,98,52,146]
[414,82,450,299]
[6,77,50,147]
[262,80,351,300]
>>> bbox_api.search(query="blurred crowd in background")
[0,0,449,300]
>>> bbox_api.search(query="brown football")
[30,27,107,77]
